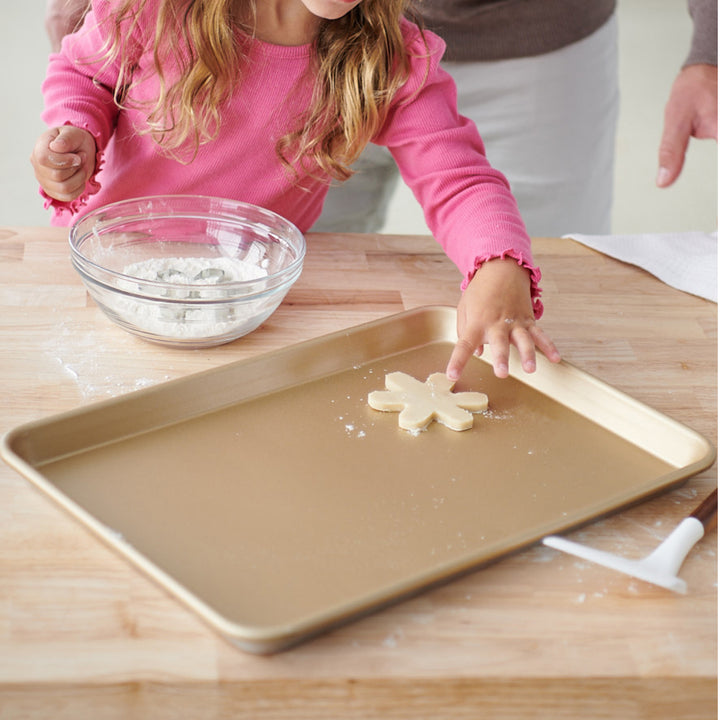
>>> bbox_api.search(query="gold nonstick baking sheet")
[2,307,715,653]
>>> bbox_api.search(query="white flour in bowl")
[123,256,268,284]
[111,256,271,341]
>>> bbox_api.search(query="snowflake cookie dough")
[368,371,488,432]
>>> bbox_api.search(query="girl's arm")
[36,2,131,215]
[377,23,560,378]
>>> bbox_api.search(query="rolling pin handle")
[689,488,718,528]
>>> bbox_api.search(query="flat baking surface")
[3,307,713,653]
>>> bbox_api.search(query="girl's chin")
[304,0,362,20]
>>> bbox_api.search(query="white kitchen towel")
[564,231,718,303]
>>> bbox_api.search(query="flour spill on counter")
[43,317,169,399]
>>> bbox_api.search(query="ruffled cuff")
[461,249,544,320]
[40,121,105,220]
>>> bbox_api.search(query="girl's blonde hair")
[97,0,421,180]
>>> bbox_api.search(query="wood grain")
[0,227,716,719]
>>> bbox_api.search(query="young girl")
[31,0,560,380]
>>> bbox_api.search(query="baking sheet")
[2,306,715,653]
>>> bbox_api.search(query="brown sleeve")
[684,0,718,67]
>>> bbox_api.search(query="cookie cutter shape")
[368,371,488,432]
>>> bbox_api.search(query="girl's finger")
[46,151,82,170]
[486,324,511,378]
[46,163,82,185]
[511,326,537,373]
[529,325,562,363]
[446,334,480,382]
[42,169,87,202]
[48,125,82,153]
[447,306,486,380]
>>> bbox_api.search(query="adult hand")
[446,257,561,380]
[31,125,96,203]
[656,63,718,188]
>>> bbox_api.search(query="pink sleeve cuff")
[461,249,544,320]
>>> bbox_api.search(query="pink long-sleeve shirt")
[41,0,541,313]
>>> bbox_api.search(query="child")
[31,0,561,380]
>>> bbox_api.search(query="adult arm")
[45,0,90,52]
[656,0,717,187]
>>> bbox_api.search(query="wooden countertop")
[0,226,716,718]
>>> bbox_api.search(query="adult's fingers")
[657,65,718,188]
[657,119,690,188]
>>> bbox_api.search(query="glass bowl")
[69,195,306,348]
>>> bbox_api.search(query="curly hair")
[95,0,421,180]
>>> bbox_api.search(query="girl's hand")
[446,257,561,380]
[31,125,96,203]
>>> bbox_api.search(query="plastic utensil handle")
[690,488,718,527]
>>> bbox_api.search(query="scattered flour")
[43,317,170,400]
